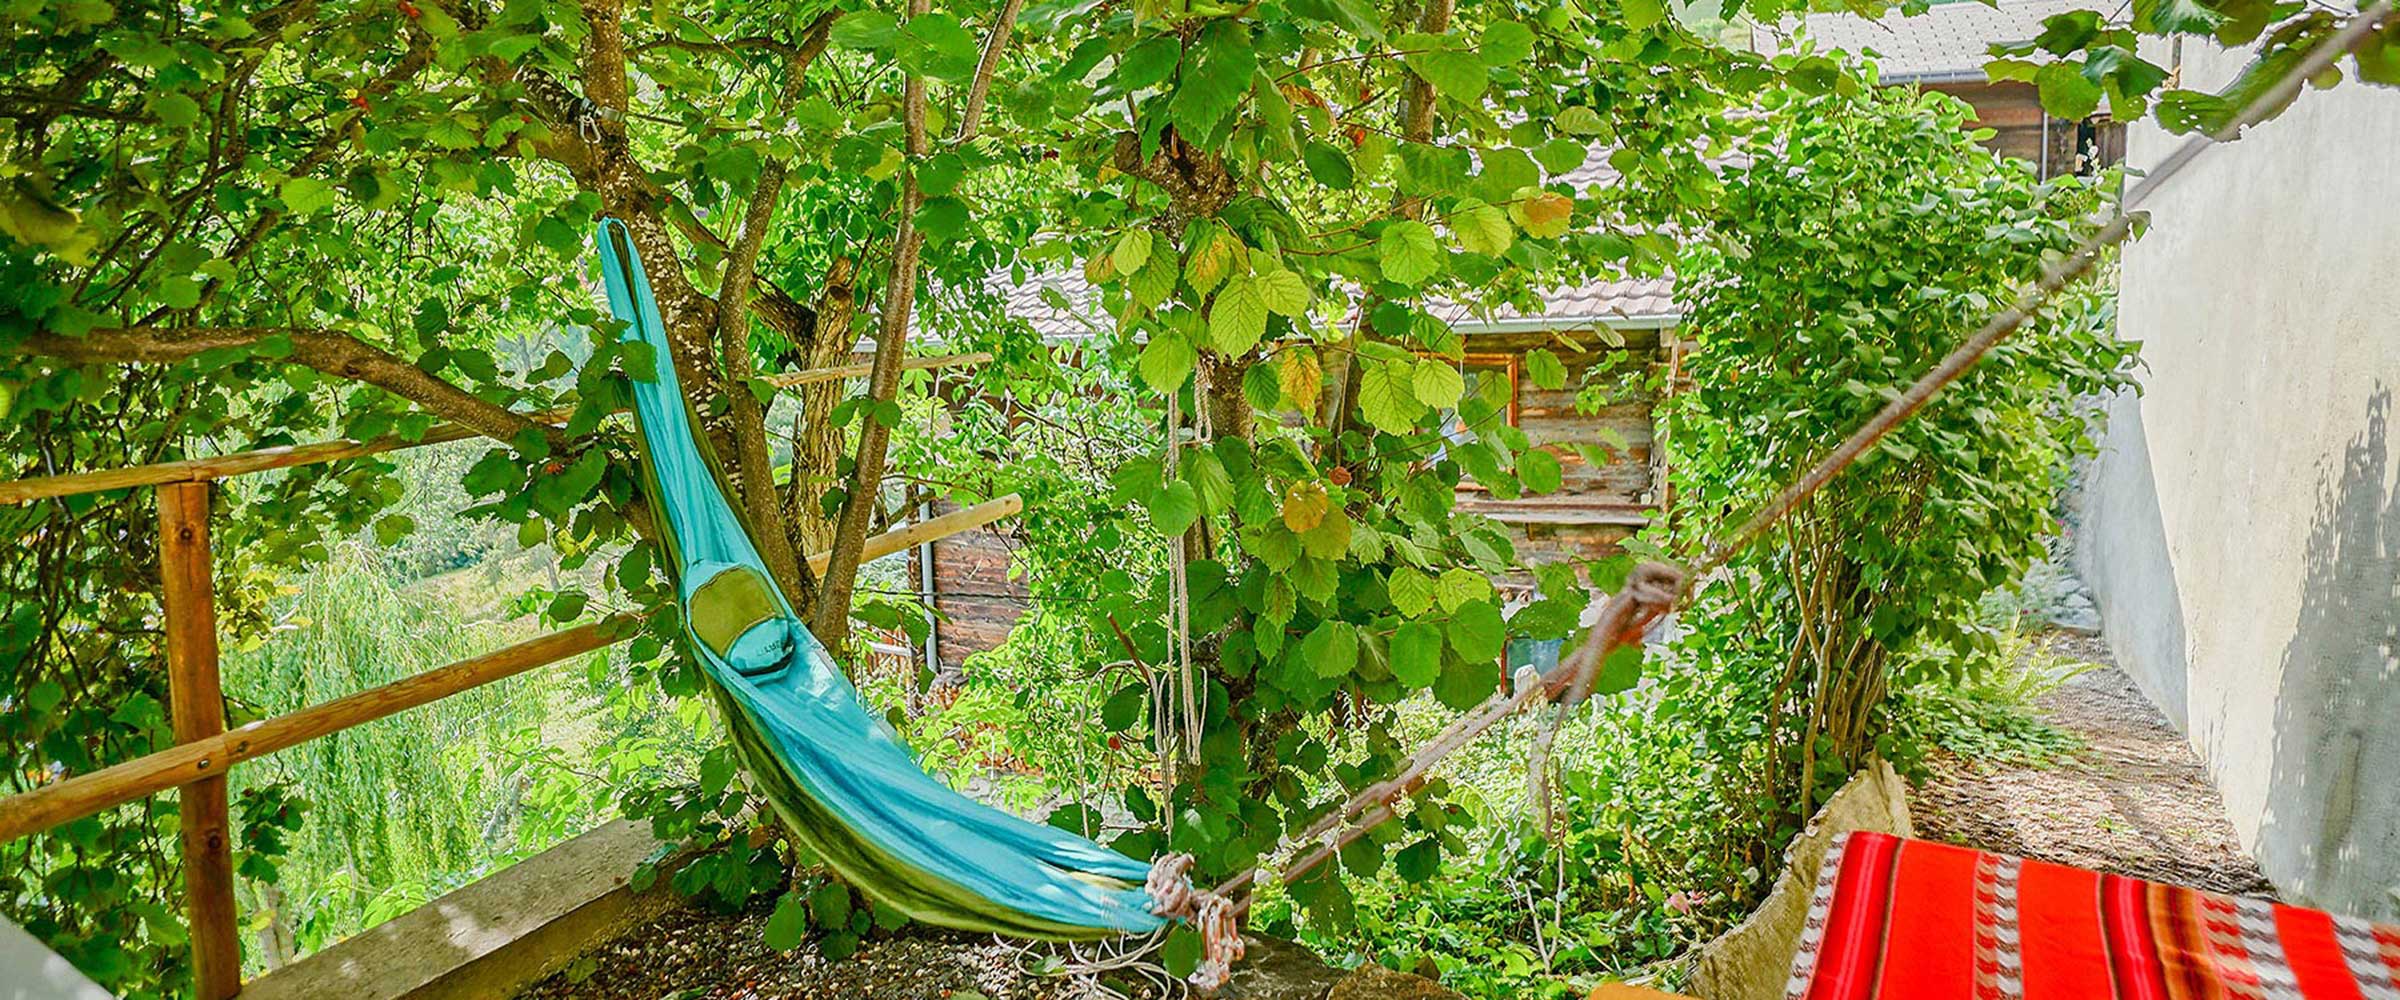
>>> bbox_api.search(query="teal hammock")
[592,219,1169,940]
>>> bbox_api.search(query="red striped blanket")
[1787,832,2400,1000]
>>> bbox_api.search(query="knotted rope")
[1146,852,1245,991]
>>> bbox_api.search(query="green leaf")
[1137,330,1197,392]
[1377,220,1442,286]
[279,176,337,215]
[764,891,809,951]
[1162,925,1203,980]
[809,881,852,928]
[1594,643,1644,695]
[2133,0,2223,33]
[1557,105,1605,136]
[373,514,416,546]
[915,196,968,240]
[1102,683,1147,731]
[1525,348,1567,389]
[1168,21,1256,137]
[1357,360,1425,433]
[1403,48,1487,102]
[1412,358,1464,408]
[1534,137,1589,175]
[1112,229,1153,275]
[1623,0,1665,32]
[1116,36,1182,90]
[1437,568,1488,613]
[1147,480,1200,537]
[1388,566,1436,617]
[1395,837,1442,882]
[1256,267,1310,317]
[1450,200,1514,257]
[1391,622,1443,689]
[1519,448,1563,494]
[1482,20,1536,65]
[1302,141,1355,189]
[1445,599,1505,661]
[898,13,980,82]
[1433,656,1499,711]
[1303,619,1360,678]
[149,92,201,128]
[1207,273,1269,355]
[2035,61,2104,120]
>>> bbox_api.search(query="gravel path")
[1909,632,2275,896]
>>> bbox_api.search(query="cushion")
[687,562,794,676]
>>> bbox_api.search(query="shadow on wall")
[2076,389,2192,726]
[2262,386,2400,920]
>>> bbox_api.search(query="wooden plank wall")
[914,500,1028,669]
[1925,80,2127,179]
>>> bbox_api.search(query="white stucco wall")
[2075,40,2400,919]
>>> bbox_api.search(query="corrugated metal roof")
[1788,0,2092,82]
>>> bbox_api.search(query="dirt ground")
[1908,632,2276,896]
[513,898,1172,1000]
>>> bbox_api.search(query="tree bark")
[18,327,561,449]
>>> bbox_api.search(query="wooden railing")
[0,352,1002,999]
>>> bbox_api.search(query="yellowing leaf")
[1185,225,1234,294]
[1277,347,1323,415]
[1509,189,1574,238]
[1282,480,1330,533]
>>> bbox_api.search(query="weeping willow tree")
[223,543,575,965]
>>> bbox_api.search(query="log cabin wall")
[1452,326,1670,570]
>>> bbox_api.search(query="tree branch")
[813,0,934,652]
[17,327,562,448]
[956,0,1027,143]
[715,12,838,605]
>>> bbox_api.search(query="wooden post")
[159,482,240,1000]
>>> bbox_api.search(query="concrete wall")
[2075,40,2400,919]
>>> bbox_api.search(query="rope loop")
[1146,852,1245,992]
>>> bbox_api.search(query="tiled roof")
[1787,0,2091,82]
[985,148,1685,341]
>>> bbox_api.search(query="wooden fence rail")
[0,620,627,845]
[0,393,1019,998]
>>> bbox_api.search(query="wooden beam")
[158,482,240,1000]
[0,621,626,844]
[805,493,1022,576]
[0,353,991,505]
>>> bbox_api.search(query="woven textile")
[1788,832,2400,1000]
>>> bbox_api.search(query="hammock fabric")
[591,219,1170,941]
[1787,832,2400,1000]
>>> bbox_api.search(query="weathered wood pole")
[158,481,241,999]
